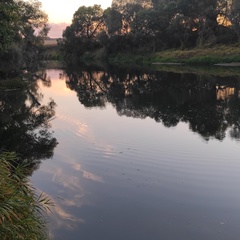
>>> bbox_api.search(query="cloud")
[48,22,69,38]
[83,170,103,182]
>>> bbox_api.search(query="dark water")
[22,65,240,239]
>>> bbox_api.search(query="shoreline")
[106,44,240,66]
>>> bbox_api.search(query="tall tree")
[0,0,49,77]
[60,5,105,59]
[121,3,143,34]
[131,8,169,51]
[230,0,240,39]
[103,7,122,36]
[0,0,18,51]
[71,5,104,39]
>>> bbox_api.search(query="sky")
[40,0,112,38]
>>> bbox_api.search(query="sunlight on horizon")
[40,0,112,23]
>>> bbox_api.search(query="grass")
[0,152,52,240]
[44,39,58,47]
[107,44,240,65]
[151,64,240,77]
[150,44,240,64]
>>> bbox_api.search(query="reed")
[0,152,52,240]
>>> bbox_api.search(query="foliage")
[103,7,122,36]
[0,0,49,78]
[72,5,104,39]
[0,73,58,173]
[229,0,240,40]
[59,5,104,59]
[0,152,52,240]
[60,0,240,62]
[0,77,26,91]
[0,0,19,51]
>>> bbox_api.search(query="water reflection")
[0,71,58,173]
[64,65,240,141]
[31,68,240,240]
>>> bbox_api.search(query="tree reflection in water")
[0,70,58,174]
[65,64,240,142]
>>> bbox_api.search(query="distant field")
[40,39,61,60]
[44,39,58,46]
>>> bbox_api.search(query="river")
[22,64,240,239]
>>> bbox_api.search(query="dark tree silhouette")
[64,64,240,142]
[0,72,58,174]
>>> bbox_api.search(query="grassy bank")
[108,44,240,65]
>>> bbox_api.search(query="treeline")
[60,0,240,60]
[0,0,49,78]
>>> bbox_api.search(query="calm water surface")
[30,66,240,240]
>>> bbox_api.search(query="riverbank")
[39,39,61,61]
[107,44,240,66]
[45,43,240,67]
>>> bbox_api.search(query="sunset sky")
[40,0,112,38]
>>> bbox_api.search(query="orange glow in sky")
[40,0,112,23]
[39,0,112,38]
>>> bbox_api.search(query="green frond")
[0,152,51,240]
